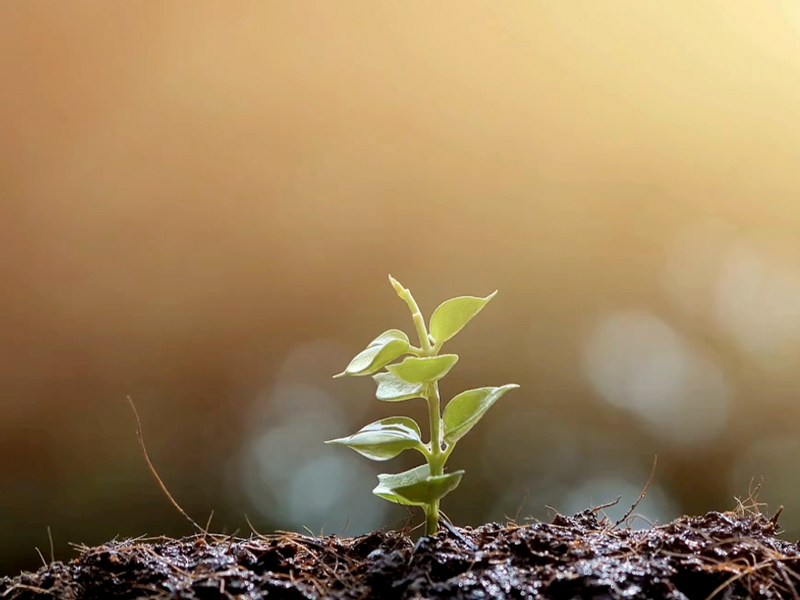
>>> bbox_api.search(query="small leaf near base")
[373,465,464,506]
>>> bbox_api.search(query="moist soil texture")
[2,508,798,600]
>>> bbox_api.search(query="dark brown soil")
[2,507,798,600]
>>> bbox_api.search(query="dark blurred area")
[3,0,800,575]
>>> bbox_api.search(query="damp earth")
[2,507,798,600]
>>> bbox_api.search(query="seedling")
[327,276,519,535]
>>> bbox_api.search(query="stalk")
[391,278,445,535]
[424,501,439,536]
[424,381,444,535]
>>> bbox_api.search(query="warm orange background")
[3,1,800,575]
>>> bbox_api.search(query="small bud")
[388,274,406,297]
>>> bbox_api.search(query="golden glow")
[2,1,800,569]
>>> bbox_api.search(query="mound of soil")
[2,508,798,600]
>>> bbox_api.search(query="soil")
[2,506,798,600]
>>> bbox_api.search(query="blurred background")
[2,0,800,575]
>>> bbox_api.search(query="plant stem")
[423,381,446,535]
[391,279,432,354]
[409,305,432,353]
[392,278,444,535]
[425,502,439,536]
[427,383,442,461]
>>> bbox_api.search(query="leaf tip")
[332,371,347,379]
[326,436,353,446]
[487,290,499,301]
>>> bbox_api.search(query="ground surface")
[2,507,798,600]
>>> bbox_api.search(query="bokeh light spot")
[583,312,729,445]
[714,241,800,366]
[233,340,389,534]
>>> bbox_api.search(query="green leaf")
[394,470,464,504]
[373,465,430,505]
[386,354,459,384]
[334,329,410,377]
[429,292,497,346]
[325,417,424,461]
[443,384,519,445]
[373,372,425,402]
[373,465,464,506]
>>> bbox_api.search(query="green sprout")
[327,276,519,535]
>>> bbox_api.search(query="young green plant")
[326,276,519,535]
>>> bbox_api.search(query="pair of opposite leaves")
[334,287,499,384]
[329,384,519,462]
[328,284,519,507]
